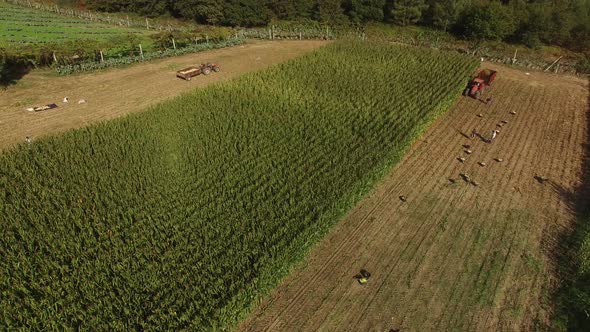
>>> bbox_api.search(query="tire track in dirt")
[453,83,555,330]
[344,126,490,329]
[474,86,559,331]
[238,63,588,332]
[394,83,537,330]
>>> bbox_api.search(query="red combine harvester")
[463,69,497,99]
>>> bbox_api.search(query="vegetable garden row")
[54,38,244,75]
[0,2,148,46]
[0,41,479,330]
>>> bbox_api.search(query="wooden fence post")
[139,44,144,60]
[126,15,130,27]
[299,31,302,40]
[145,17,149,29]
[512,49,518,65]
[52,52,57,64]
[100,50,104,63]
[544,56,562,72]
[172,38,176,50]
[206,35,209,44]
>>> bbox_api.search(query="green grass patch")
[0,40,478,330]
[0,2,152,48]
[555,214,590,330]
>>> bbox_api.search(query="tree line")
[65,0,590,51]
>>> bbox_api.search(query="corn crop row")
[0,40,478,330]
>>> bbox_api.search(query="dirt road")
[0,40,327,151]
[239,65,589,331]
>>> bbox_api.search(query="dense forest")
[63,0,590,51]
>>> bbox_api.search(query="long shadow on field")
[551,81,590,331]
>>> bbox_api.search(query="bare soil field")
[0,40,327,151]
[239,64,589,331]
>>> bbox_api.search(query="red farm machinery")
[463,69,497,99]
[176,63,220,81]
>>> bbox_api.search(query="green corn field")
[0,41,478,330]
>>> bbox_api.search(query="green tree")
[89,0,171,16]
[268,0,316,19]
[87,0,130,12]
[456,1,516,41]
[313,0,348,23]
[343,0,386,23]
[545,5,575,46]
[388,0,427,26]
[514,3,551,48]
[425,0,458,31]
[173,0,224,25]
[223,0,271,26]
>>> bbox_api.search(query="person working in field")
[490,130,498,142]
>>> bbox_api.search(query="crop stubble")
[238,64,589,331]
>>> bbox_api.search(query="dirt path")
[238,64,589,331]
[0,40,327,151]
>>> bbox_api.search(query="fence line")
[1,0,580,74]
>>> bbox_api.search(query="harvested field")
[238,64,589,331]
[0,40,327,151]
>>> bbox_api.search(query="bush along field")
[0,41,478,330]
[54,37,244,75]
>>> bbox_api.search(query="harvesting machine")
[463,69,497,99]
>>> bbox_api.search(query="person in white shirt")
[490,130,498,142]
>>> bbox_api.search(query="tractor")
[463,69,497,99]
[176,63,220,81]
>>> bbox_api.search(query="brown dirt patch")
[0,40,327,151]
[238,63,589,331]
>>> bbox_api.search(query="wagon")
[176,63,220,81]
[463,69,497,99]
